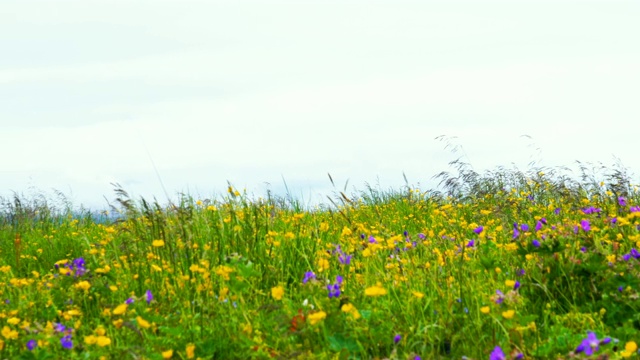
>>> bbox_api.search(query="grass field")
[1,162,639,359]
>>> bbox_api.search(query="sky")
[2,0,639,210]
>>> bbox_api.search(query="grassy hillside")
[0,163,639,359]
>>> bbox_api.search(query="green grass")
[0,162,639,359]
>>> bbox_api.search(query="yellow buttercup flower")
[307,311,327,325]
[162,349,174,359]
[365,283,387,296]
[341,303,361,319]
[75,281,91,291]
[621,341,637,358]
[480,306,490,314]
[136,316,151,329]
[271,286,284,301]
[186,343,196,359]
[502,310,515,319]
[96,336,111,347]
[152,240,165,247]
[112,304,128,315]
[1,326,18,340]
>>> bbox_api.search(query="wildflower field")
[1,164,640,359]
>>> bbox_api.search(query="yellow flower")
[495,267,502,274]
[75,281,91,291]
[505,280,515,288]
[1,326,18,340]
[84,335,97,345]
[480,306,490,314]
[412,291,425,299]
[307,311,327,325]
[136,316,151,329]
[317,258,330,272]
[271,286,284,301]
[6,317,20,325]
[162,349,174,359]
[95,326,106,336]
[112,304,128,315]
[502,310,515,319]
[152,240,165,247]
[186,343,196,359]
[622,341,638,357]
[96,336,111,347]
[365,283,387,297]
[112,319,124,328]
[341,303,361,320]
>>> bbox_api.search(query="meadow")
[1,162,639,359]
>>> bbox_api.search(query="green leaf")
[328,333,361,353]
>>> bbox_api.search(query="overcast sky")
[2,0,639,210]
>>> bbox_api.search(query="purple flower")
[489,346,506,360]
[631,248,640,259]
[520,223,529,232]
[535,221,543,232]
[369,235,377,243]
[394,334,402,344]
[125,297,135,305]
[302,271,316,284]
[611,217,618,224]
[418,233,426,240]
[581,219,591,232]
[580,246,587,253]
[26,339,37,351]
[623,253,631,261]
[517,268,525,276]
[466,239,476,247]
[327,283,340,298]
[513,228,520,239]
[327,275,343,298]
[494,290,505,304]
[70,257,87,277]
[631,206,640,213]
[554,208,561,215]
[618,286,624,292]
[54,323,66,333]
[513,281,521,290]
[145,289,153,304]
[619,197,627,206]
[582,206,602,215]
[532,239,541,247]
[338,254,352,265]
[60,335,73,349]
[473,226,483,234]
[575,332,600,356]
